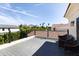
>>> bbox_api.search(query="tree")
[19,24,25,38]
[0,36,4,44]
[8,28,13,43]
[47,23,51,31]
[19,24,31,38]
[40,24,41,26]
[3,34,8,43]
[42,22,45,26]
[48,23,50,26]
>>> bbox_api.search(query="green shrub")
[11,32,20,41]
[3,31,20,43]
[19,25,31,38]
[3,34,9,43]
[0,36,4,44]
[0,24,49,45]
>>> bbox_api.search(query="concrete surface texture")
[0,36,57,56]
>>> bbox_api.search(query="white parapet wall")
[0,36,35,50]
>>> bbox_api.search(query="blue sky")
[0,3,69,26]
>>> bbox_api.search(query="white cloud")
[34,3,43,6]
[0,3,11,8]
[0,12,26,25]
[55,18,69,24]
[0,3,39,25]
[0,4,38,18]
[0,15,19,25]
[15,16,26,25]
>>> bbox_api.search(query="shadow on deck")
[33,41,79,56]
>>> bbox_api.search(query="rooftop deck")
[0,36,78,56]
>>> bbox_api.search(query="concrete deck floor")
[0,37,57,56]
[0,37,78,56]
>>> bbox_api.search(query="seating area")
[58,34,79,53]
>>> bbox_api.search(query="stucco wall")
[69,18,77,40]
[28,31,67,39]
[64,3,79,40]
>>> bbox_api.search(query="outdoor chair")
[58,34,79,53]
[58,34,68,47]
[64,38,79,51]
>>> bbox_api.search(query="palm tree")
[41,22,45,28]
[42,22,45,26]
[48,23,50,26]
[40,24,41,26]
[47,23,50,30]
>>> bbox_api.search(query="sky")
[0,3,69,26]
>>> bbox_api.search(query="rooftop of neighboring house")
[52,24,69,28]
[0,24,18,29]
[51,24,69,31]
[28,24,36,27]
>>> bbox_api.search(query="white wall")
[64,4,79,40]
[0,29,20,35]
[69,18,77,40]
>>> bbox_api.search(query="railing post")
[53,27,56,31]
[47,29,49,39]
[34,30,36,35]
[67,29,69,35]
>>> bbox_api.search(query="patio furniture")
[64,39,79,51]
[58,34,79,53]
[58,34,69,47]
